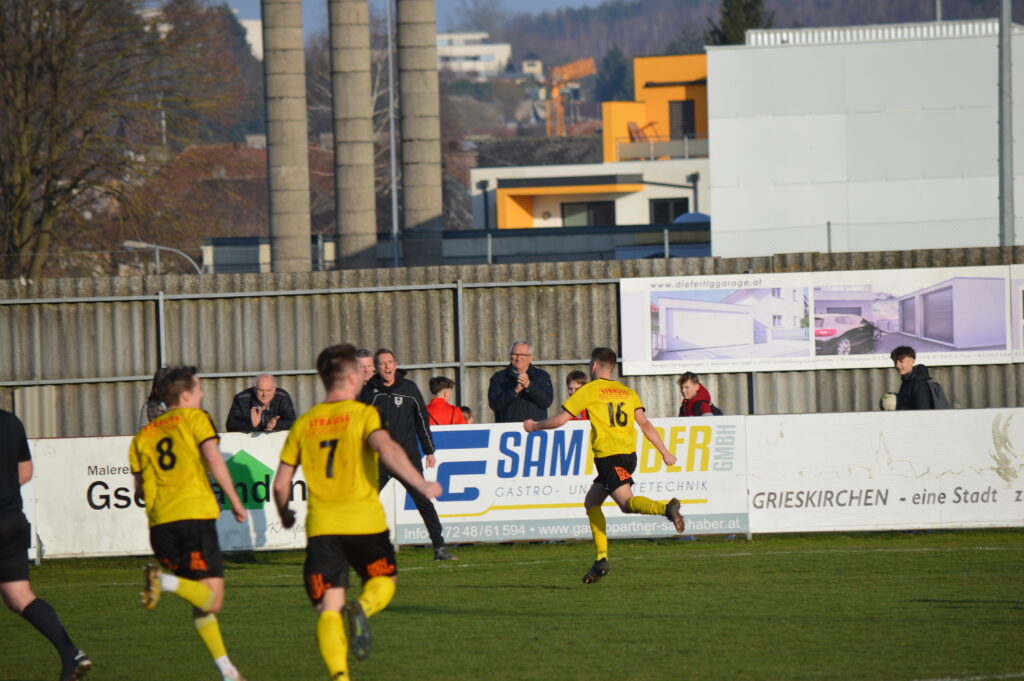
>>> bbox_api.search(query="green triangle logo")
[221,450,276,510]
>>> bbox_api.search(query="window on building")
[562,201,615,227]
[771,288,782,298]
[772,315,783,327]
[649,198,689,224]
[669,100,697,139]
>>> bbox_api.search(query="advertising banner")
[622,273,816,376]
[395,419,750,546]
[746,409,1024,533]
[621,266,1010,375]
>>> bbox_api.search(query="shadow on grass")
[913,598,1024,610]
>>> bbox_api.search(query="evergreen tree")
[595,44,633,102]
[705,0,774,46]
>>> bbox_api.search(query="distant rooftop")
[746,18,1024,47]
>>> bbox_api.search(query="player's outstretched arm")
[369,430,442,499]
[18,459,32,485]
[201,440,249,523]
[272,462,297,528]
[635,409,677,466]
[523,409,573,433]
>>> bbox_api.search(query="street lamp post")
[123,240,203,275]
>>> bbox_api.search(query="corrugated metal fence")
[2,247,1022,437]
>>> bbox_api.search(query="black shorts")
[303,531,396,605]
[149,519,224,580]
[0,512,30,583]
[593,453,637,494]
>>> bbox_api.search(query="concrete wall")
[708,26,1024,258]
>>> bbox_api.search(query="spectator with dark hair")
[360,349,457,561]
[426,377,466,426]
[488,340,554,423]
[356,348,375,386]
[678,372,714,417]
[138,367,170,430]
[891,346,940,410]
[225,373,296,433]
[565,370,589,421]
[460,405,474,424]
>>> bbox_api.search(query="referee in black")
[1,408,91,681]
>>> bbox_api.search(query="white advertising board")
[747,409,1024,533]
[398,419,750,545]
[621,265,1011,375]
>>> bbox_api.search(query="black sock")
[21,598,77,662]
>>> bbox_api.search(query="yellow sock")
[193,613,228,661]
[627,495,666,516]
[166,575,216,611]
[586,506,608,561]
[359,577,396,618]
[317,610,349,680]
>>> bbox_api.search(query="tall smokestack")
[261,0,312,272]
[397,0,443,265]
[330,0,377,267]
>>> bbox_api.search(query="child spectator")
[566,370,589,420]
[426,377,467,426]
[460,406,474,424]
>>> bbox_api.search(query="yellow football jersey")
[280,400,387,537]
[128,408,221,527]
[562,378,644,459]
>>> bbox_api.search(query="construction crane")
[545,57,597,137]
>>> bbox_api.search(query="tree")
[705,0,774,46]
[595,44,632,103]
[663,26,703,55]
[447,0,509,40]
[0,0,249,278]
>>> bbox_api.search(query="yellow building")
[473,52,709,235]
[602,53,708,163]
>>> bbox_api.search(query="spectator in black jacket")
[225,373,297,433]
[488,340,554,423]
[359,349,457,561]
[891,346,935,410]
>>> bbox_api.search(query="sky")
[227,0,605,36]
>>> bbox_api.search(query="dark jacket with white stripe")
[359,370,435,465]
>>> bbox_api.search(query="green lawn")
[2,531,1022,681]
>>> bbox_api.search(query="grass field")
[2,530,1022,681]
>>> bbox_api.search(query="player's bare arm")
[635,409,677,466]
[523,409,573,433]
[18,459,32,485]
[271,461,297,528]
[370,429,442,499]
[201,439,248,523]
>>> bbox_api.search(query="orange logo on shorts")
[189,551,208,572]
[614,466,631,481]
[158,556,179,572]
[366,557,396,578]
[308,573,332,600]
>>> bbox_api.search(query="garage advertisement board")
[622,265,1010,375]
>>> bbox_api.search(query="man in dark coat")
[359,349,456,561]
[488,341,554,423]
[891,346,936,410]
[225,373,297,433]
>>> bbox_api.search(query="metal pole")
[827,220,832,254]
[999,0,1015,247]
[663,228,669,259]
[157,291,166,368]
[386,0,401,267]
[935,0,942,21]
[487,233,492,265]
[154,247,161,276]
[455,280,465,407]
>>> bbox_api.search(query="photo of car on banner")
[621,265,1011,375]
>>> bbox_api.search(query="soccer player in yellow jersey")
[272,344,442,681]
[128,366,249,681]
[525,347,685,584]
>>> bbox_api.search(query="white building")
[708,19,1024,258]
[437,32,511,79]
